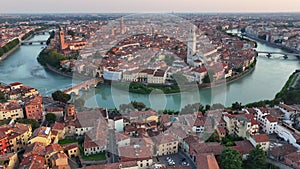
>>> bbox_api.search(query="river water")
[0,33,299,111]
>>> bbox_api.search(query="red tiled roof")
[253,134,269,143]
[285,152,300,163]
[266,115,277,123]
[196,153,220,169]
[233,140,254,155]
[45,144,63,155]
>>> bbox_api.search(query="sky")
[0,0,299,13]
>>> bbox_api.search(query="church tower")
[120,17,125,34]
[59,27,68,50]
[187,25,197,66]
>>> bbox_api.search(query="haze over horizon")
[0,0,299,14]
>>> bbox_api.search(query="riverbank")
[110,64,256,95]
[245,33,300,54]
[45,64,73,78]
[0,43,20,63]
[0,31,38,63]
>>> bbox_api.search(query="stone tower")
[59,27,68,50]
[187,25,197,66]
[120,17,125,34]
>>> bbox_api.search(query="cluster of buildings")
[245,21,300,52]
[67,15,257,85]
[0,23,38,48]
[0,82,43,122]
[1,83,300,169]
[57,101,300,169]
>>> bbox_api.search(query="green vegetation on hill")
[37,49,65,68]
[37,49,78,68]
[0,38,20,57]
[274,70,300,104]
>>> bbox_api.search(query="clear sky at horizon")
[0,0,299,13]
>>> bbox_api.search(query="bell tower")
[59,27,68,50]
[187,25,196,66]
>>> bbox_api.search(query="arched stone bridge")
[256,50,300,59]
[63,78,103,95]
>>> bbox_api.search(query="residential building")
[19,155,49,169]
[182,135,200,154]
[130,110,158,124]
[195,153,220,169]
[0,153,18,169]
[152,133,179,156]
[51,122,66,140]
[190,142,224,162]
[192,113,206,133]
[119,145,153,169]
[29,126,52,145]
[231,140,254,159]
[285,151,300,169]
[20,155,48,169]
[0,123,32,153]
[269,144,298,161]
[45,144,64,165]
[63,143,79,158]
[116,133,130,148]
[0,101,24,120]
[249,134,270,151]
[277,103,297,120]
[83,121,108,156]
[49,152,70,169]
[215,126,226,140]
[263,115,278,134]
[25,96,43,121]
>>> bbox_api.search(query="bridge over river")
[256,50,300,59]
[63,78,103,95]
[21,40,47,45]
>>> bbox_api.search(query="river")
[0,33,299,111]
[0,34,72,95]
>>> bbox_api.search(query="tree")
[0,91,6,102]
[52,90,71,103]
[67,30,75,37]
[0,47,4,57]
[205,105,211,111]
[220,147,243,169]
[46,113,57,124]
[232,102,242,111]
[244,145,267,169]
[131,101,146,111]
